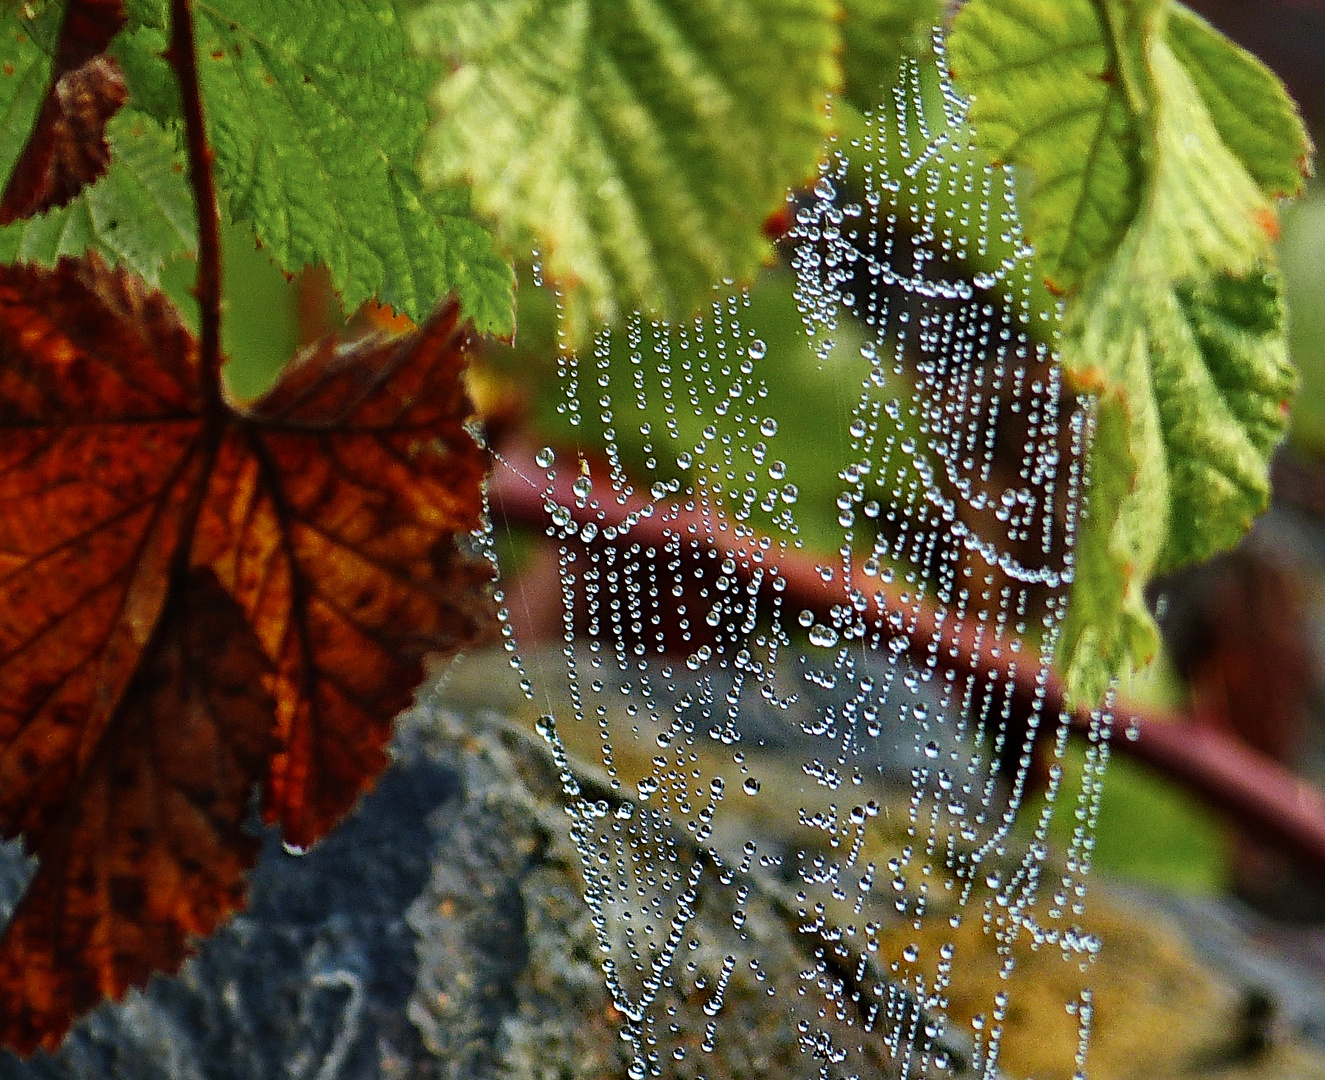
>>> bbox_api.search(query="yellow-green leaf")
[951,0,1308,703]
[410,0,840,327]
[839,0,942,112]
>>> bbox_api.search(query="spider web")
[482,45,1111,1080]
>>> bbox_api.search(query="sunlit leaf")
[951,0,1307,702]
[947,0,1160,295]
[120,0,515,335]
[1165,3,1312,201]
[1055,40,1296,703]
[410,0,840,326]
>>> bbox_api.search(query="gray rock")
[0,678,939,1080]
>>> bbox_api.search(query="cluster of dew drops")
[475,45,1111,1080]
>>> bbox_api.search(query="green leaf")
[839,0,942,112]
[0,19,193,283]
[0,16,57,193]
[947,0,1163,295]
[111,25,181,126]
[951,0,1308,703]
[1055,39,1296,704]
[128,0,515,335]
[410,0,840,327]
[1164,3,1312,200]
[1057,395,1164,711]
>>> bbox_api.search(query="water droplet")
[747,338,767,360]
[808,624,839,648]
[760,417,778,437]
[535,447,556,468]
[743,777,761,795]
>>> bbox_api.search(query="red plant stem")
[166,0,223,409]
[490,442,1325,876]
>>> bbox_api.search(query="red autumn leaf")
[0,569,275,1052]
[0,0,129,224]
[0,254,495,1052]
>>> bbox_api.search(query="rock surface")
[0,653,1321,1079]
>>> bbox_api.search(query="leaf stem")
[167,0,224,411]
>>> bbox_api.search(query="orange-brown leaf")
[202,317,494,846]
[0,0,129,224]
[0,255,494,1051]
[0,569,274,1053]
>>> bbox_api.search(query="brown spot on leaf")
[1251,204,1281,243]
[761,204,792,242]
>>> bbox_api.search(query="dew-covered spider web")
[477,44,1113,1080]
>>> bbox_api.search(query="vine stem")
[490,441,1325,877]
[166,0,224,410]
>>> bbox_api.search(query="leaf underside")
[409,0,840,328]
[950,0,1308,705]
[0,256,494,1052]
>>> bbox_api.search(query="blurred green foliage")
[1038,651,1229,892]
[1044,743,1229,892]
[1282,183,1325,452]
[161,219,302,402]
